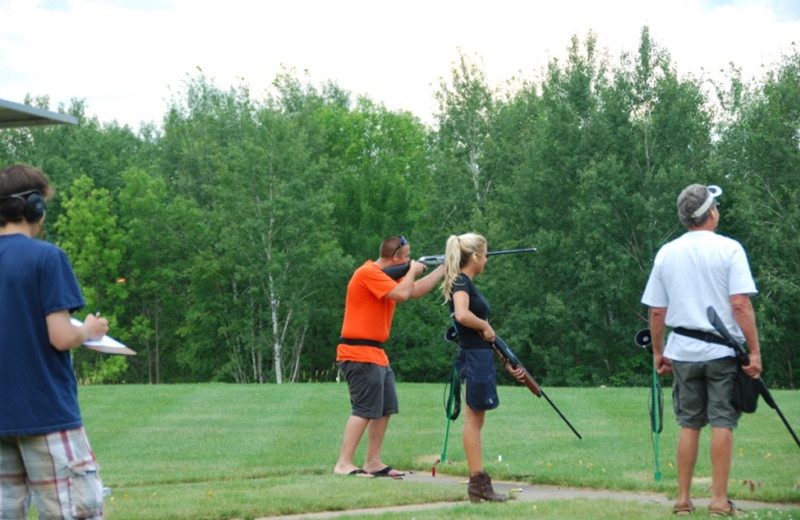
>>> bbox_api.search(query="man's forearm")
[731,294,760,357]
[410,265,445,299]
[649,307,667,356]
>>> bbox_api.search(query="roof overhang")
[0,98,78,129]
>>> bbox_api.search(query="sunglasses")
[392,235,407,257]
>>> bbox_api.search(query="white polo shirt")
[641,230,757,362]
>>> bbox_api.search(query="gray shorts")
[339,361,399,419]
[672,357,741,429]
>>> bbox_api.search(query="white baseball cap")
[692,185,723,218]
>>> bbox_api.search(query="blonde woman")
[441,233,524,502]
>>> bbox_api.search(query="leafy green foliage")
[714,45,800,388]
[1,30,798,387]
[53,174,130,382]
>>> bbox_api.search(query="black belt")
[339,337,384,348]
[673,327,732,347]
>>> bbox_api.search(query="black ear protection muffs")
[0,190,46,223]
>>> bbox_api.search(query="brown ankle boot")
[467,471,508,503]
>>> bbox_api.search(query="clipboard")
[70,318,137,356]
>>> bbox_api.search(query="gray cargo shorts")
[672,357,741,429]
[339,361,399,419]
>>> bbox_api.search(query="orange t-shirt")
[336,260,399,367]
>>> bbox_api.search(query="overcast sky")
[2,0,799,131]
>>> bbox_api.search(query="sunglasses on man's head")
[392,235,407,257]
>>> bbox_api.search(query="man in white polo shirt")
[642,183,762,517]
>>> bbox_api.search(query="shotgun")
[383,247,537,280]
[706,306,800,451]
[493,336,582,439]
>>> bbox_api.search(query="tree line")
[2,28,798,388]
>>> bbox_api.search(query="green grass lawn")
[72,382,800,519]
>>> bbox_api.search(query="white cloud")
[1,0,797,130]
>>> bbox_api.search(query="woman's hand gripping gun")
[493,336,582,439]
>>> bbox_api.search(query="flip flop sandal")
[371,466,405,478]
[346,469,373,477]
[673,502,696,515]
[708,500,740,517]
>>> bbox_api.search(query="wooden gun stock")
[492,337,542,397]
[492,336,582,439]
[519,368,543,397]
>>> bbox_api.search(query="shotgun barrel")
[384,247,537,280]
[493,336,582,439]
[706,306,800,451]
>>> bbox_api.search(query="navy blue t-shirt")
[0,233,86,435]
[448,273,492,350]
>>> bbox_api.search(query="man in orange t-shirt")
[333,235,444,478]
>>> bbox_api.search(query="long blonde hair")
[441,233,487,302]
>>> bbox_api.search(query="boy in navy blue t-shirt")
[0,164,110,519]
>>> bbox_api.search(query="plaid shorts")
[0,427,104,519]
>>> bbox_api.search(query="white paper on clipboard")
[70,318,137,356]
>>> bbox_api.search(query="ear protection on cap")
[0,190,46,223]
